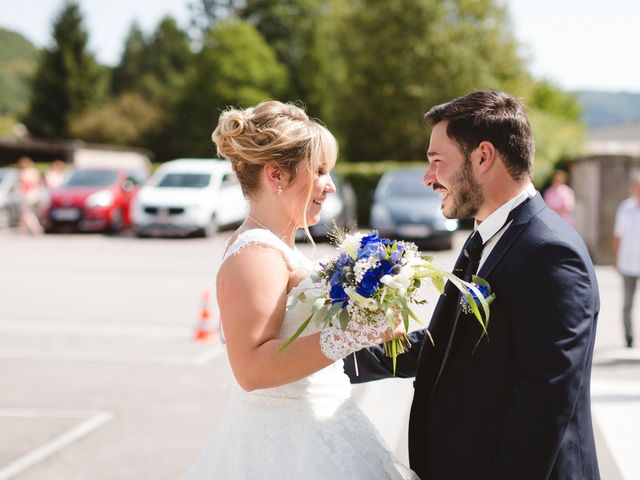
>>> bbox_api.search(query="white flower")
[313,298,326,310]
[340,233,363,259]
[380,266,414,297]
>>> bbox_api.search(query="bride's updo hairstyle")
[212,100,337,200]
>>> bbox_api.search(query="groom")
[345,89,600,479]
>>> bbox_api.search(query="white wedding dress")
[183,229,417,480]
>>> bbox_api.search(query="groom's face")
[424,121,484,220]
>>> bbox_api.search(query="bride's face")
[285,156,336,228]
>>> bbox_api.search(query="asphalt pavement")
[0,229,638,479]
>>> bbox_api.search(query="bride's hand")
[380,312,404,342]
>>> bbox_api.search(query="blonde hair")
[212,101,337,237]
[212,100,337,195]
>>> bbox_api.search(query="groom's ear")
[476,141,496,173]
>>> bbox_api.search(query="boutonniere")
[461,275,496,317]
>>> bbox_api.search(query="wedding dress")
[183,228,417,480]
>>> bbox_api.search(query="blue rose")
[329,270,342,287]
[355,261,393,298]
[330,284,349,306]
[360,232,380,246]
[356,270,380,298]
[375,260,393,277]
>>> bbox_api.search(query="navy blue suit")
[345,194,600,479]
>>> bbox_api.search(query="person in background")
[614,172,640,348]
[17,156,44,235]
[543,169,575,225]
[44,159,66,189]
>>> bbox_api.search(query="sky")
[1,0,639,93]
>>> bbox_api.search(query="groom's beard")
[442,157,484,220]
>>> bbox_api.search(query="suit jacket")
[345,194,600,480]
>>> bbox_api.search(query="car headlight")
[85,190,114,208]
[371,204,393,228]
[444,219,458,232]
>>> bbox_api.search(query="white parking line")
[0,320,190,338]
[592,377,640,480]
[0,409,113,480]
[0,346,225,366]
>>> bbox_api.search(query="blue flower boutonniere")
[461,275,496,321]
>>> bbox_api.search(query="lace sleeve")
[319,317,390,361]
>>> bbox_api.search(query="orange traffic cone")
[194,290,218,343]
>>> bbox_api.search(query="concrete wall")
[570,155,638,265]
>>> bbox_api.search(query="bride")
[183,100,417,479]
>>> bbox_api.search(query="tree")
[525,80,585,182]
[69,92,162,145]
[76,17,193,150]
[187,0,239,39]
[528,79,582,122]
[111,23,146,95]
[237,0,333,117]
[167,19,287,159]
[23,1,105,138]
[0,28,39,117]
[112,17,192,101]
[330,0,530,161]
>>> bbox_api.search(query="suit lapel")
[477,193,545,279]
[422,193,547,393]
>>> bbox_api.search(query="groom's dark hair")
[424,89,534,181]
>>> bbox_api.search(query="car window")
[64,169,118,187]
[156,173,211,188]
[383,171,435,197]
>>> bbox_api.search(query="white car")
[132,159,247,237]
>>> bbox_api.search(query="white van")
[132,158,247,237]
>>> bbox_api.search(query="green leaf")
[431,274,445,294]
[339,308,350,330]
[325,302,343,323]
[276,312,313,353]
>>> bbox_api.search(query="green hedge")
[335,160,425,227]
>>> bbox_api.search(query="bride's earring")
[277,185,283,195]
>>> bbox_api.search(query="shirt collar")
[475,182,536,244]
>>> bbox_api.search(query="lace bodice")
[221,228,351,404]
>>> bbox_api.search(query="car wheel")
[202,216,219,238]
[109,209,123,233]
[439,236,454,251]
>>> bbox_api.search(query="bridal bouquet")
[280,229,493,372]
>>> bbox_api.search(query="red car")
[45,168,146,232]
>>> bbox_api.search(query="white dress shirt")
[475,183,537,270]
[614,196,640,276]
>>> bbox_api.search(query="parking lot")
[0,230,638,479]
